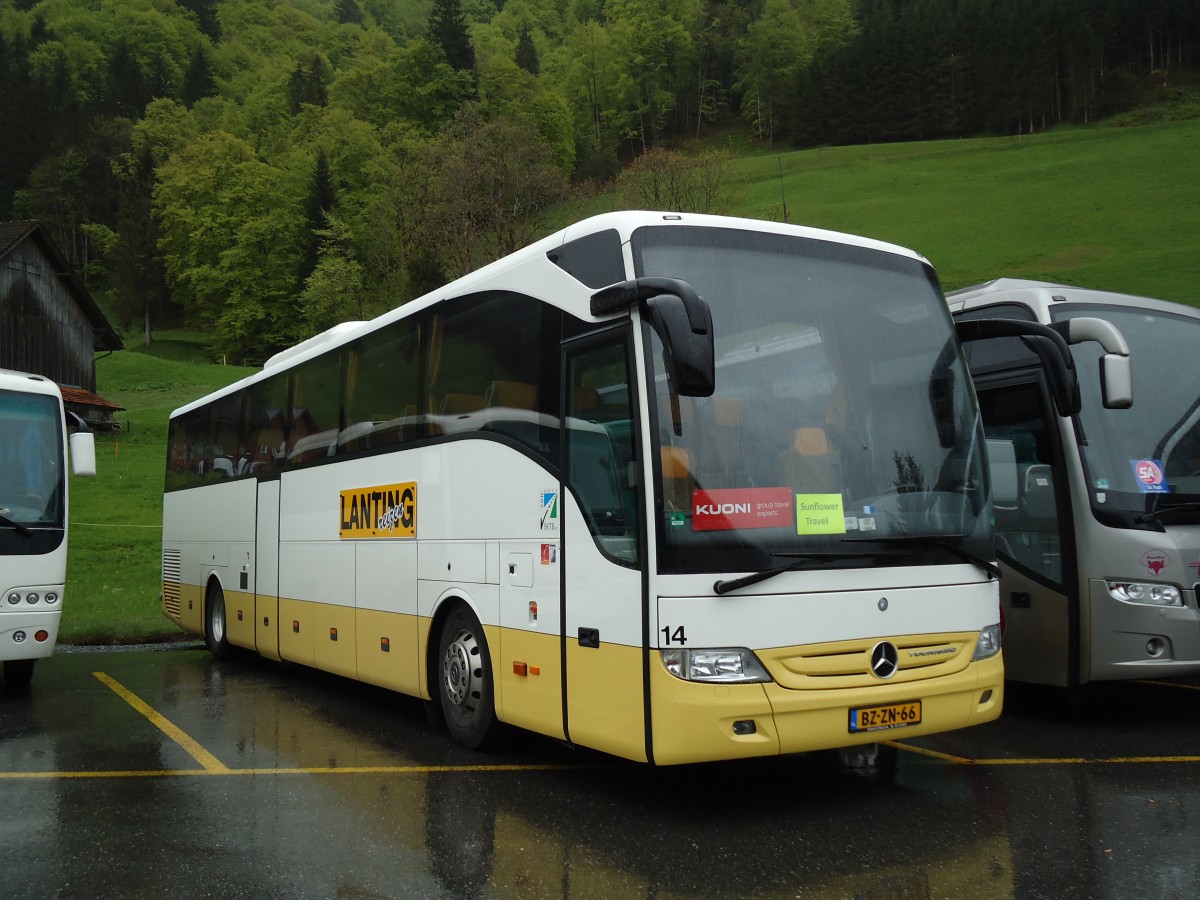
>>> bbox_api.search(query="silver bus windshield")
[1058,304,1200,521]
[632,226,990,575]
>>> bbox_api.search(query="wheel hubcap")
[443,629,482,715]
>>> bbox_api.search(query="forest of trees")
[1,0,1197,360]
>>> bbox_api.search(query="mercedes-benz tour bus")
[163,211,1041,764]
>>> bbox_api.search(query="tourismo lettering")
[339,481,417,538]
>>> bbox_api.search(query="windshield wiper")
[0,512,32,537]
[842,536,1001,580]
[1136,501,1200,527]
[713,552,876,595]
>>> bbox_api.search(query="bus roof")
[947,277,1198,320]
[172,211,931,420]
[0,368,63,399]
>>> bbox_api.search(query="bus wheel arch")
[204,575,231,660]
[431,598,500,749]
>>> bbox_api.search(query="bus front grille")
[162,549,182,619]
[760,633,977,690]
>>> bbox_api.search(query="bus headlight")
[662,648,771,683]
[972,624,1002,661]
[1107,581,1183,607]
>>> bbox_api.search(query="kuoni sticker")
[1131,459,1169,493]
[692,488,793,531]
[796,494,847,535]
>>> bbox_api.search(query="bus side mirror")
[644,293,716,398]
[70,432,96,477]
[1100,353,1132,409]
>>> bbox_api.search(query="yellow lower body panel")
[223,589,256,651]
[496,627,565,741]
[649,652,1003,766]
[356,608,421,695]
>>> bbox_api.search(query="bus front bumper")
[0,607,62,661]
[649,652,1003,766]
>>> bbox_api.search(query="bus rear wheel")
[437,605,499,750]
[3,659,35,688]
[205,583,230,660]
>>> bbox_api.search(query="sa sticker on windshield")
[1130,459,1170,494]
[796,494,847,535]
[691,488,793,531]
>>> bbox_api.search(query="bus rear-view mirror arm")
[591,277,716,397]
[955,318,1081,417]
[1048,316,1133,410]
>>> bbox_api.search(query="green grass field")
[61,117,1200,643]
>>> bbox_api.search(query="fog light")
[732,720,757,735]
[13,631,26,643]
[6,592,19,605]
[45,592,59,604]
[1147,638,1165,658]
[26,592,39,605]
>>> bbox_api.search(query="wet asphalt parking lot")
[3,646,1200,899]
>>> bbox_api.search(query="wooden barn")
[0,220,124,428]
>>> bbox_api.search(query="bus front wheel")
[437,605,499,750]
[205,583,230,659]
[3,659,35,688]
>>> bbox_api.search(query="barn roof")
[0,220,123,351]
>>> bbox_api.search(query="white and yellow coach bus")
[162,211,1008,764]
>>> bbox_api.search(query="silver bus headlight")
[1107,581,1183,607]
[662,648,771,683]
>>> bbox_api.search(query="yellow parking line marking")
[0,763,596,780]
[93,671,231,774]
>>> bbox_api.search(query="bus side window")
[979,385,1063,586]
[567,339,640,565]
[343,319,422,452]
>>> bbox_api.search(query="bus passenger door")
[975,376,1078,686]
[560,334,649,762]
[255,478,281,661]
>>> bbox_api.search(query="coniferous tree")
[428,0,475,73]
[516,27,539,75]
[299,149,337,287]
[182,48,215,108]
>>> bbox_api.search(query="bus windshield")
[0,388,64,531]
[632,226,989,575]
[1058,304,1200,522]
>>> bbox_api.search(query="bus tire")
[436,604,499,750]
[3,659,35,688]
[205,582,231,660]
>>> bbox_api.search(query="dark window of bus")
[955,303,1040,373]
[429,292,562,464]
[208,392,244,478]
[243,375,288,473]
[342,318,423,453]
[547,229,626,289]
[288,351,344,465]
